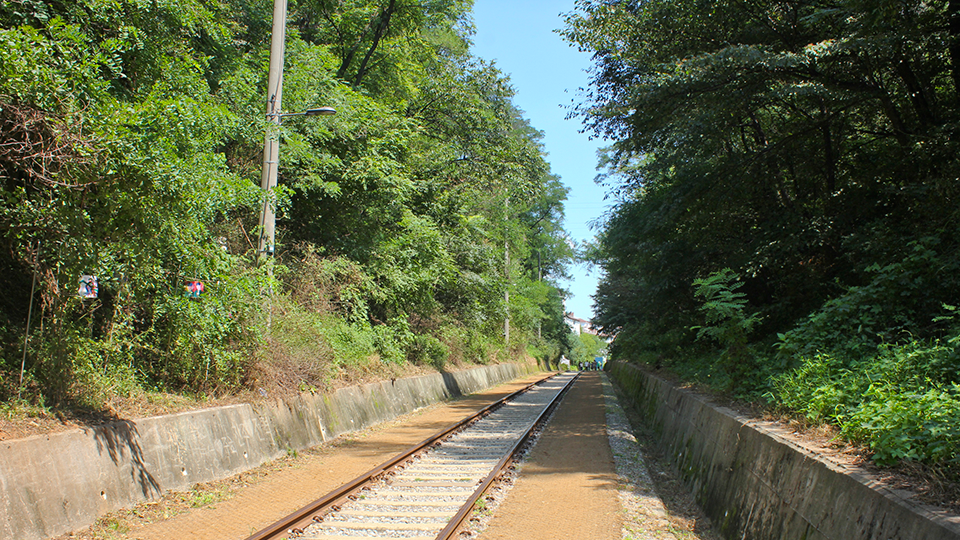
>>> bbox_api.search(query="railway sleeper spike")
[312,515,323,523]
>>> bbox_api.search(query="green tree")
[565,0,960,353]
[0,0,578,409]
[564,0,960,470]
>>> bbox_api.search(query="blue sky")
[470,0,611,320]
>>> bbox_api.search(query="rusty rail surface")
[245,371,575,540]
[434,371,580,540]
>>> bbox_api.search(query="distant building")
[564,312,595,336]
[564,312,613,343]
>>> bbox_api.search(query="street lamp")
[257,105,336,258]
[257,0,336,260]
[278,107,336,118]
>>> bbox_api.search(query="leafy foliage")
[691,269,760,381]
[776,239,960,362]
[773,339,960,466]
[565,0,960,469]
[0,0,576,410]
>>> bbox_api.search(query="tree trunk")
[950,0,960,100]
[354,0,397,88]
[820,101,836,196]
[334,7,381,81]
[337,44,361,81]
[895,58,936,126]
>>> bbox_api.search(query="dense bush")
[775,239,960,363]
[0,0,577,409]
[567,0,960,471]
[774,338,960,466]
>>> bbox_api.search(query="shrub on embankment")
[766,241,960,471]
[564,0,960,487]
[0,1,577,421]
[605,243,960,506]
[772,341,960,467]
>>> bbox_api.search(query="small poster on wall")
[184,280,204,299]
[79,275,98,299]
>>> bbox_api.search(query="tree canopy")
[564,0,960,346]
[564,0,960,469]
[0,0,578,406]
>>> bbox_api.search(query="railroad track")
[245,371,579,540]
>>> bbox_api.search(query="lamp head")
[304,107,336,116]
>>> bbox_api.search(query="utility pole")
[504,196,510,346]
[255,0,333,334]
[258,0,288,259]
[257,0,335,261]
[537,249,541,339]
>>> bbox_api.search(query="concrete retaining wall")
[607,361,960,540]
[0,362,535,540]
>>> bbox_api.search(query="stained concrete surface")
[607,361,960,540]
[0,363,534,540]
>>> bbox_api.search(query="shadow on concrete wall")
[89,420,161,498]
[440,371,463,398]
[536,354,553,371]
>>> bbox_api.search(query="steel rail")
[434,371,580,540]
[244,372,560,540]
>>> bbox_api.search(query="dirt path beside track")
[477,371,623,539]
